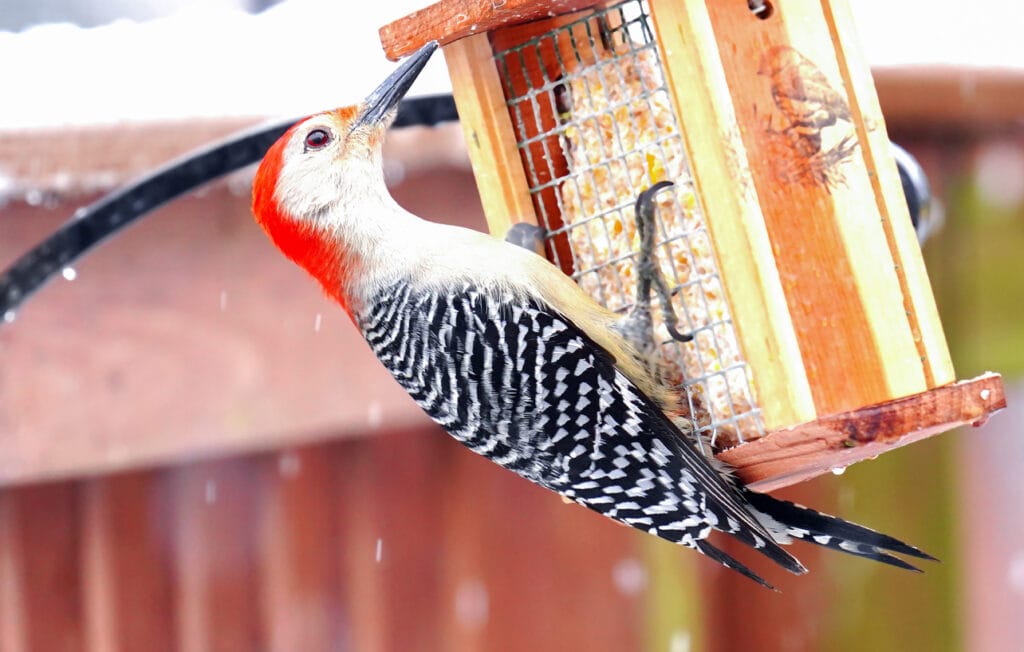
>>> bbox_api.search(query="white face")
[273,109,389,234]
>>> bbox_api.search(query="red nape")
[251,124,357,318]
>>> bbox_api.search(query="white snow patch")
[0,1,1019,130]
[104,445,131,465]
[24,189,44,206]
[612,557,648,597]
[366,401,383,429]
[1009,551,1024,594]
[669,630,691,652]
[454,578,489,629]
[0,172,13,193]
[278,451,302,477]
[0,0,453,130]
[975,143,1024,210]
[852,1,1024,70]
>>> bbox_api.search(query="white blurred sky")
[0,0,1020,129]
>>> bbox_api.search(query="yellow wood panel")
[649,0,816,429]
[767,0,931,398]
[700,0,927,414]
[822,0,955,387]
[443,34,538,238]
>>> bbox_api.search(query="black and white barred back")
[357,279,807,587]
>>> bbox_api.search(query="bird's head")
[251,42,437,312]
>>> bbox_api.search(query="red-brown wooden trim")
[379,0,608,60]
[719,372,1006,492]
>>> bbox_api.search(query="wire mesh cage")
[491,0,763,450]
[380,0,1005,490]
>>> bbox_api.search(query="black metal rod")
[0,92,926,321]
[0,95,458,319]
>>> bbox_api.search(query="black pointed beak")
[352,41,438,131]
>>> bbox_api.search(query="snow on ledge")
[0,0,452,130]
[0,0,1020,130]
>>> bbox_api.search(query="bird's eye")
[304,128,331,150]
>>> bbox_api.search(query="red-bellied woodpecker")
[251,42,933,589]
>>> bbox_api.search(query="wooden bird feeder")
[379,0,1005,491]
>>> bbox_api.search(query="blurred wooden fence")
[0,430,654,651]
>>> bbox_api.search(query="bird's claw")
[633,181,693,344]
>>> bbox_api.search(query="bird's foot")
[631,181,693,344]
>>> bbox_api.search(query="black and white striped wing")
[358,281,804,582]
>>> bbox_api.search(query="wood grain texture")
[821,0,955,389]
[701,477,831,651]
[257,448,345,651]
[719,372,1006,492]
[81,474,175,652]
[434,428,642,651]
[0,431,652,650]
[700,0,929,415]
[0,493,28,652]
[10,484,84,651]
[648,0,815,430]
[380,0,607,60]
[444,35,538,239]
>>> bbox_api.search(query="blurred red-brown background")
[1,1,1023,649]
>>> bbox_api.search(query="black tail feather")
[695,539,778,591]
[744,490,937,567]
[844,545,924,573]
[711,510,808,576]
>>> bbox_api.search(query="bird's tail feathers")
[705,502,808,577]
[695,539,778,591]
[743,490,937,571]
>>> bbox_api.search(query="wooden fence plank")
[258,446,345,651]
[367,430,445,651]
[337,442,386,651]
[0,492,28,652]
[81,480,116,652]
[15,484,84,652]
[701,481,830,652]
[172,461,262,652]
[82,474,175,652]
